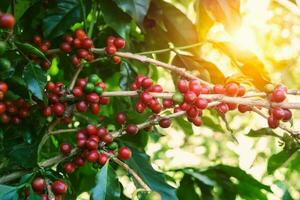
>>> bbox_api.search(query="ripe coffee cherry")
[86,124,97,135]
[0,81,8,93]
[97,127,107,137]
[33,35,42,45]
[0,103,6,114]
[63,162,76,173]
[194,98,208,109]
[74,156,85,166]
[77,49,89,59]
[118,146,132,160]
[75,29,86,40]
[60,42,72,52]
[39,44,48,53]
[73,38,82,48]
[60,143,72,155]
[225,82,239,96]
[268,115,279,129]
[55,195,62,200]
[90,103,100,114]
[135,101,146,113]
[51,180,68,195]
[105,45,117,55]
[140,92,152,104]
[159,118,171,128]
[77,139,86,148]
[86,93,100,103]
[126,124,138,135]
[46,82,55,91]
[217,103,229,114]
[102,133,113,144]
[184,91,197,104]
[106,36,116,46]
[237,86,246,96]
[73,86,83,97]
[238,104,251,113]
[177,80,189,93]
[86,139,98,150]
[113,56,121,64]
[180,102,191,111]
[213,84,226,94]
[98,153,108,165]
[41,60,51,70]
[76,101,88,112]
[52,103,65,116]
[192,117,202,126]
[115,112,127,124]
[86,150,99,162]
[271,89,286,103]
[114,37,126,49]
[189,83,201,96]
[39,194,48,200]
[12,116,21,125]
[31,177,45,193]
[227,103,237,110]
[0,13,15,29]
[282,109,292,122]
[163,99,173,108]
[99,97,110,105]
[141,78,153,89]
[82,38,93,49]
[63,34,73,44]
[186,107,199,119]
[272,107,285,120]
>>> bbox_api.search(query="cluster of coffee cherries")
[0,12,15,29]
[59,122,132,174]
[73,74,108,114]
[0,82,30,124]
[26,176,67,200]
[130,75,165,114]
[105,36,126,64]
[31,35,52,70]
[59,29,95,67]
[267,85,292,128]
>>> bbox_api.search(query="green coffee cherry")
[88,74,100,85]
[107,142,118,150]
[84,82,95,93]
[0,41,7,55]
[172,92,184,104]
[145,191,162,200]
[0,58,11,70]
[94,86,103,95]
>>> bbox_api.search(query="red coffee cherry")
[126,124,139,135]
[97,127,107,137]
[177,80,189,93]
[76,101,88,112]
[163,99,173,108]
[192,117,202,126]
[41,60,51,70]
[115,112,127,125]
[0,13,15,29]
[51,180,68,195]
[60,143,72,155]
[282,109,292,122]
[149,84,163,93]
[82,38,93,49]
[75,29,87,40]
[63,34,74,44]
[141,78,153,89]
[98,153,108,165]
[237,86,246,96]
[31,177,45,193]
[140,92,152,104]
[194,98,208,109]
[60,42,72,52]
[227,103,237,110]
[86,139,98,150]
[118,146,132,160]
[238,104,251,113]
[105,45,117,55]
[86,93,100,103]
[114,37,126,49]
[86,150,99,162]
[63,162,76,174]
[86,124,97,135]
[0,103,6,114]
[159,118,171,128]
[135,101,146,113]
[72,86,83,97]
[106,36,116,46]
[102,133,113,144]
[77,49,89,59]
[189,82,201,96]
[186,107,199,119]
[1,113,10,124]
[217,103,229,114]
[39,194,48,200]
[225,82,239,96]
[90,103,100,114]
[33,35,42,46]
[272,107,285,120]
[271,89,286,103]
[268,115,279,129]
[52,103,65,116]
[0,81,8,93]
[213,84,226,94]
[99,97,110,105]
[39,44,48,53]
[180,102,191,111]
[113,56,121,64]
[73,38,82,48]
[74,156,85,166]
[76,78,87,88]
[77,139,86,148]
[184,91,197,104]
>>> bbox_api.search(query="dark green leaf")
[177,175,201,200]
[0,185,18,200]
[43,0,91,38]
[22,63,47,100]
[28,193,43,200]
[126,146,178,200]
[267,149,298,174]
[91,163,121,200]
[246,128,278,137]
[8,143,37,168]
[119,61,137,90]
[19,173,34,185]
[15,42,46,60]
[112,0,151,26]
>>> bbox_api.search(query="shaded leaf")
[91,163,120,200]
[177,175,201,200]
[0,185,18,200]
[22,63,47,101]
[119,61,137,90]
[8,143,37,168]
[267,149,298,174]
[15,42,46,60]
[126,146,178,200]
[246,128,278,138]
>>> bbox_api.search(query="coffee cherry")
[77,49,89,59]
[86,93,100,103]
[238,104,251,113]
[99,97,110,105]
[31,177,45,193]
[73,38,82,48]
[192,117,202,126]
[0,81,8,93]
[52,103,65,116]
[213,84,226,94]
[140,92,152,104]
[282,109,292,122]
[177,80,189,93]
[90,103,100,114]
[33,35,42,46]
[126,124,138,135]
[1,113,10,124]
[63,162,76,174]
[60,42,72,52]
[225,82,239,96]
[149,84,163,93]
[135,101,146,113]
[113,56,121,64]
[271,89,286,103]
[73,86,83,97]
[97,127,107,137]
[55,195,62,200]
[106,36,116,46]
[86,139,98,150]
[227,103,237,110]
[163,99,173,108]
[76,101,88,112]
[51,180,68,195]
[77,139,86,148]
[237,86,246,96]
[184,91,196,104]
[186,107,199,118]
[217,103,229,114]
[98,153,108,165]
[159,118,171,128]
[0,13,15,29]
[86,150,99,162]
[39,194,49,200]
[115,112,127,124]
[194,98,208,109]
[63,34,73,44]
[272,107,285,120]
[75,29,87,40]
[180,102,191,111]
[74,156,85,166]
[0,103,6,114]
[60,143,72,155]
[86,124,97,135]
[84,82,95,93]
[39,44,48,53]
[114,37,125,49]
[268,115,279,129]
[82,38,93,49]
[189,82,201,96]
[118,146,132,160]
[141,78,153,89]
[105,45,117,55]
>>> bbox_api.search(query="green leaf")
[177,175,201,200]
[91,163,121,200]
[200,0,241,32]
[112,0,151,26]
[22,63,47,100]
[246,128,278,137]
[8,143,37,168]
[173,117,193,136]
[15,42,46,60]
[119,61,137,90]
[0,185,18,200]
[267,149,298,174]
[43,0,91,38]
[99,0,131,38]
[126,146,178,200]
[28,193,43,200]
